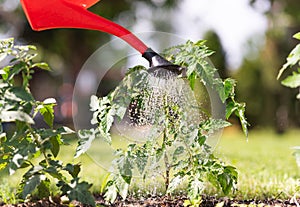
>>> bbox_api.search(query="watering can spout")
[142,48,184,74]
[20,0,183,71]
[142,48,172,67]
[20,0,148,54]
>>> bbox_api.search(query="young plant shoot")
[76,40,248,206]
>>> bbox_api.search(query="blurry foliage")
[0,38,94,206]
[277,32,300,99]
[1,0,179,77]
[203,31,227,79]
[1,0,300,129]
[234,0,300,130]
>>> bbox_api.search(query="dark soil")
[1,195,299,207]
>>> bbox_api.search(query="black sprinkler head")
[142,48,185,76]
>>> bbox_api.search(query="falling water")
[115,66,209,143]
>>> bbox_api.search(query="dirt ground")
[1,195,300,207]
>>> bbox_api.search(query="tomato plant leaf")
[32,62,51,71]
[64,163,81,178]
[36,99,56,128]
[167,175,185,193]
[22,174,43,199]
[75,128,99,158]
[50,135,60,158]
[37,178,51,198]
[281,73,300,88]
[278,44,300,79]
[0,111,34,124]
[293,32,300,40]
[61,178,95,207]
[134,148,148,175]
[104,180,118,203]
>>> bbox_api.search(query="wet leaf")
[135,149,148,175]
[293,32,300,40]
[64,163,81,178]
[0,111,34,124]
[167,175,184,193]
[278,44,300,79]
[37,100,56,128]
[281,73,300,88]
[22,174,42,199]
[66,178,95,207]
[50,136,60,158]
[173,146,185,162]
[105,181,118,203]
[32,62,50,71]
[75,128,99,158]
[37,179,51,198]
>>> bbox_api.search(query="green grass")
[1,129,300,202]
[211,128,300,200]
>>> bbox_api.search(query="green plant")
[277,32,300,99]
[0,183,17,204]
[76,40,248,206]
[278,32,300,203]
[0,38,94,206]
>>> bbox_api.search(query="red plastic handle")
[20,0,148,54]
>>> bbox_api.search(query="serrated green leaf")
[8,153,25,175]
[293,32,300,40]
[217,166,237,195]
[135,150,148,175]
[9,87,34,102]
[224,78,236,99]
[75,128,99,158]
[116,176,129,200]
[0,111,34,124]
[173,146,185,162]
[32,62,50,71]
[22,174,43,199]
[8,62,27,81]
[278,44,300,79]
[200,118,231,136]
[188,175,204,199]
[37,102,55,128]
[37,179,51,198]
[50,136,60,158]
[90,95,100,111]
[66,178,95,207]
[225,101,236,119]
[235,103,249,137]
[43,98,56,104]
[167,175,184,193]
[120,164,132,184]
[105,181,118,203]
[0,66,11,80]
[281,73,300,88]
[0,53,7,62]
[65,163,81,178]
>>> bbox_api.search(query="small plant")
[0,183,17,204]
[0,39,94,206]
[277,32,300,161]
[277,32,300,99]
[76,40,248,206]
[278,32,300,204]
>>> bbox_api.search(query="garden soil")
[1,195,300,207]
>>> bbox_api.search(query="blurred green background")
[0,0,299,132]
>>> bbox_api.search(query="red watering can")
[20,0,182,70]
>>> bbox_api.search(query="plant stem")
[164,152,170,192]
[163,129,171,192]
[27,124,50,166]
